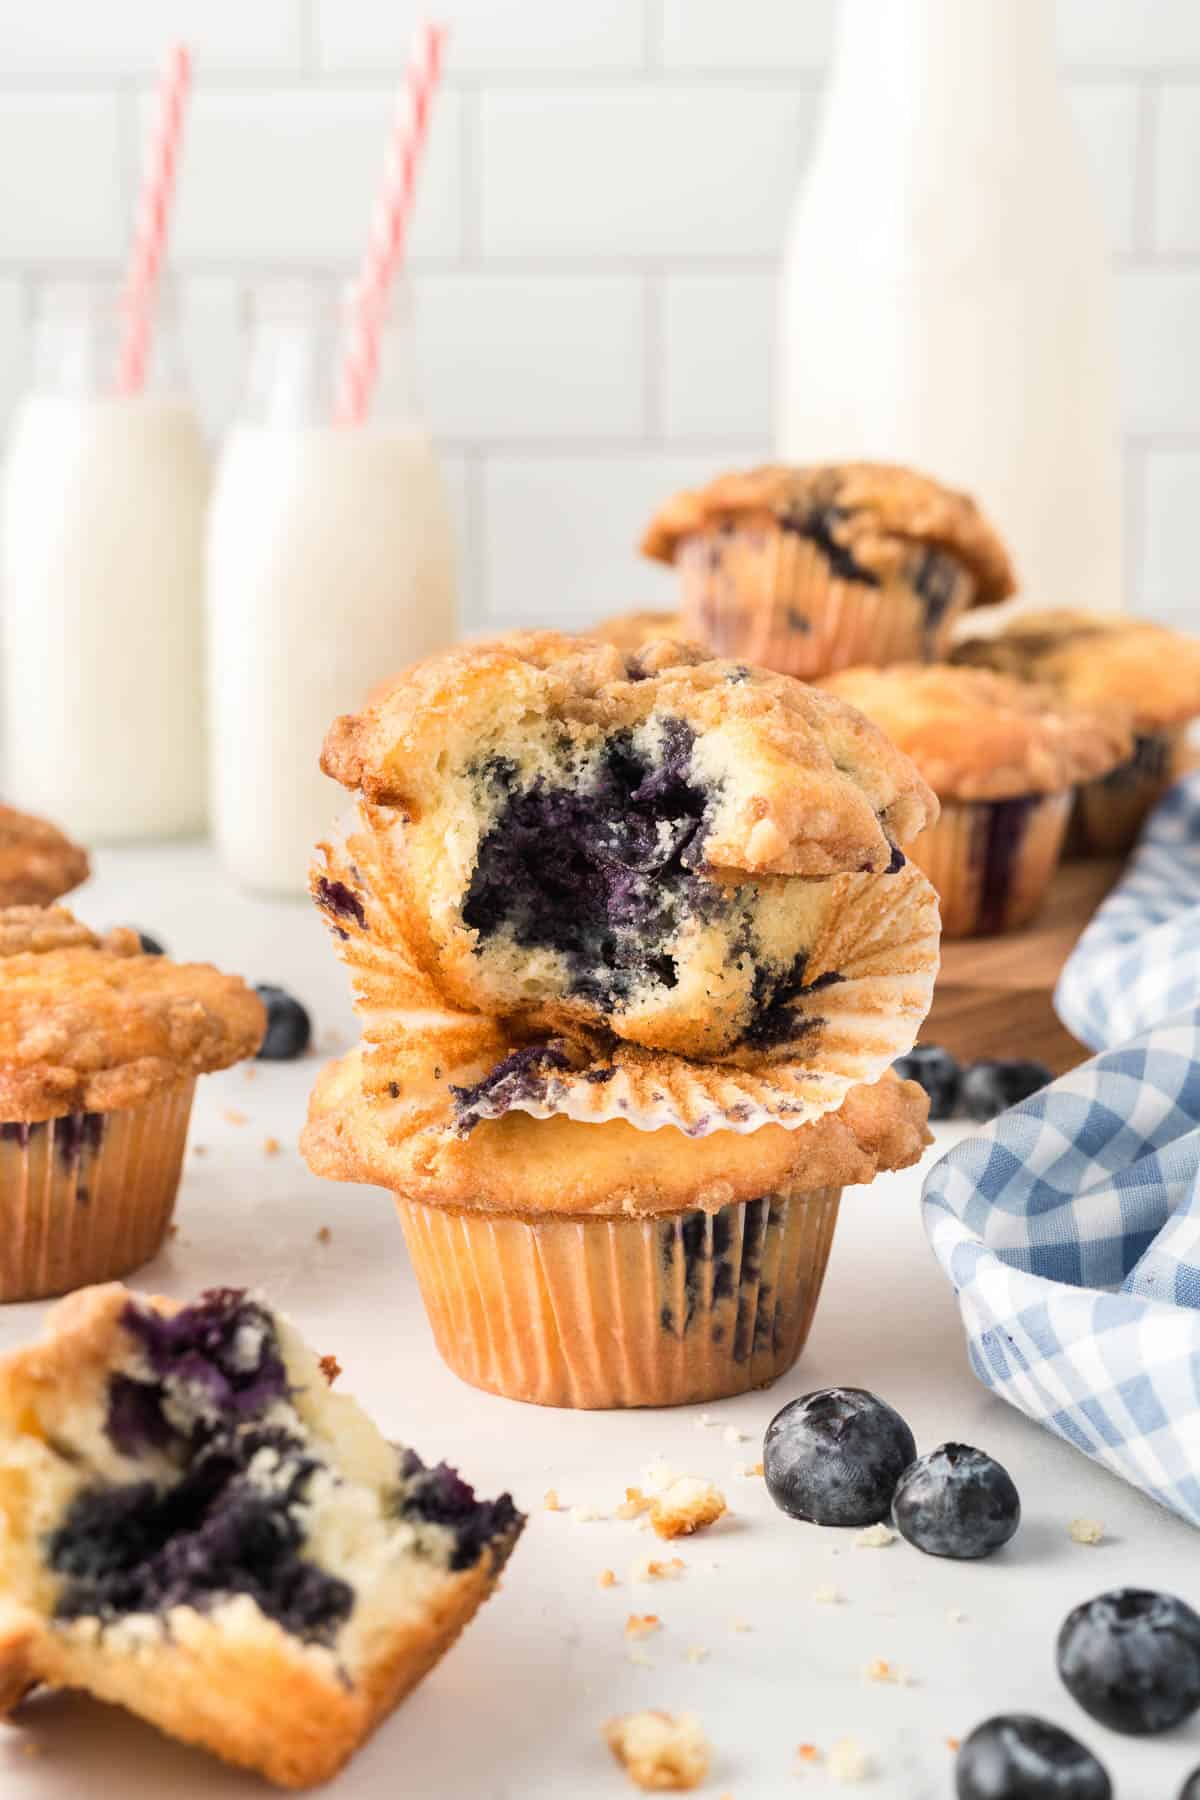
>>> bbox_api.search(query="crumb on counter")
[598,1568,618,1588]
[796,1743,822,1765]
[828,1737,872,1783]
[728,1617,752,1634]
[617,1487,653,1520]
[317,1353,341,1385]
[945,1737,961,1753]
[222,1107,248,1127]
[263,1136,282,1156]
[685,1645,708,1665]
[863,1659,898,1685]
[543,1489,561,1512]
[946,1608,967,1626]
[643,1458,679,1493]
[854,1523,896,1549]
[603,1711,710,1792]
[571,1506,608,1524]
[650,1478,727,1541]
[813,1586,843,1606]
[315,1226,331,1245]
[625,1614,662,1640]
[735,1461,764,1479]
[1069,1516,1104,1545]
[722,1426,748,1445]
[191,1144,208,1157]
[632,1555,686,1583]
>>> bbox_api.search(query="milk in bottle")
[206,281,457,893]
[1,279,210,838]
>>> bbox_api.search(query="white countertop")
[2,843,1198,1800]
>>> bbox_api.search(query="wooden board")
[923,857,1122,1074]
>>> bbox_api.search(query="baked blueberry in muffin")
[313,631,938,1062]
[0,1282,522,1787]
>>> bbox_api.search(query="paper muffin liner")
[1070,725,1187,858]
[676,527,977,679]
[0,1079,195,1302]
[395,1183,842,1408]
[905,791,1071,938]
[315,809,941,1139]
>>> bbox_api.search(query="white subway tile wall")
[0,0,1197,632]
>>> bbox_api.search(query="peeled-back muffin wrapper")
[313,803,940,1142]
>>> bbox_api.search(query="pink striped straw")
[335,22,447,427]
[117,43,192,397]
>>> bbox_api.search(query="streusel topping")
[0,906,266,1119]
[641,463,1016,604]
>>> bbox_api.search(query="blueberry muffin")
[820,665,1131,937]
[0,908,264,1300]
[314,631,938,1064]
[952,609,1200,855]
[0,804,89,907]
[0,1282,522,1786]
[304,1047,930,1408]
[641,463,1016,680]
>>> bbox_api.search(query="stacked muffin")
[952,609,1200,854]
[640,462,1015,679]
[302,631,940,1408]
[820,666,1132,937]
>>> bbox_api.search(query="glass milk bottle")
[778,0,1124,612]
[1,278,210,838]
[207,279,457,894]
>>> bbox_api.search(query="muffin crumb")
[813,1585,843,1606]
[650,1478,727,1540]
[317,1353,341,1385]
[222,1108,248,1127]
[722,1426,748,1445]
[315,1225,332,1245]
[863,1658,898,1685]
[571,1505,607,1524]
[598,1568,617,1588]
[192,1144,208,1157]
[1069,1516,1104,1545]
[625,1614,662,1640]
[263,1135,282,1156]
[617,1486,653,1520]
[685,1645,708,1665]
[603,1711,710,1792]
[946,1737,961,1753]
[633,1556,686,1583]
[543,1489,561,1512]
[828,1737,872,1783]
[728,1618,752,1634]
[854,1523,896,1549]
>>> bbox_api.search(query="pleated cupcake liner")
[395,1183,842,1408]
[904,791,1072,939]
[0,1079,195,1302]
[316,807,941,1140]
[676,528,976,680]
[1070,724,1188,858]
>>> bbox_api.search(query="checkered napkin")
[923,1012,1200,1525]
[925,772,1200,1523]
[1055,767,1200,1053]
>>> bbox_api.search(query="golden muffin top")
[320,630,937,879]
[819,664,1133,802]
[0,805,89,909]
[952,608,1200,731]
[303,1048,930,1218]
[0,907,266,1120]
[588,609,693,653]
[640,462,1016,603]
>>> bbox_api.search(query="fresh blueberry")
[1057,1588,1200,1736]
[1180,1770,1200,1800]
[955,1715,1111,1800]
[254,985,313,1061]
[892,1442,1020,1560]
[134,931,166,956]
[763,1387,917,1527]
[891,1043,961,1120]
[960,1058,1052,1122]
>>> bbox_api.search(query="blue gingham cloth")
[924,769,1200,1526]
